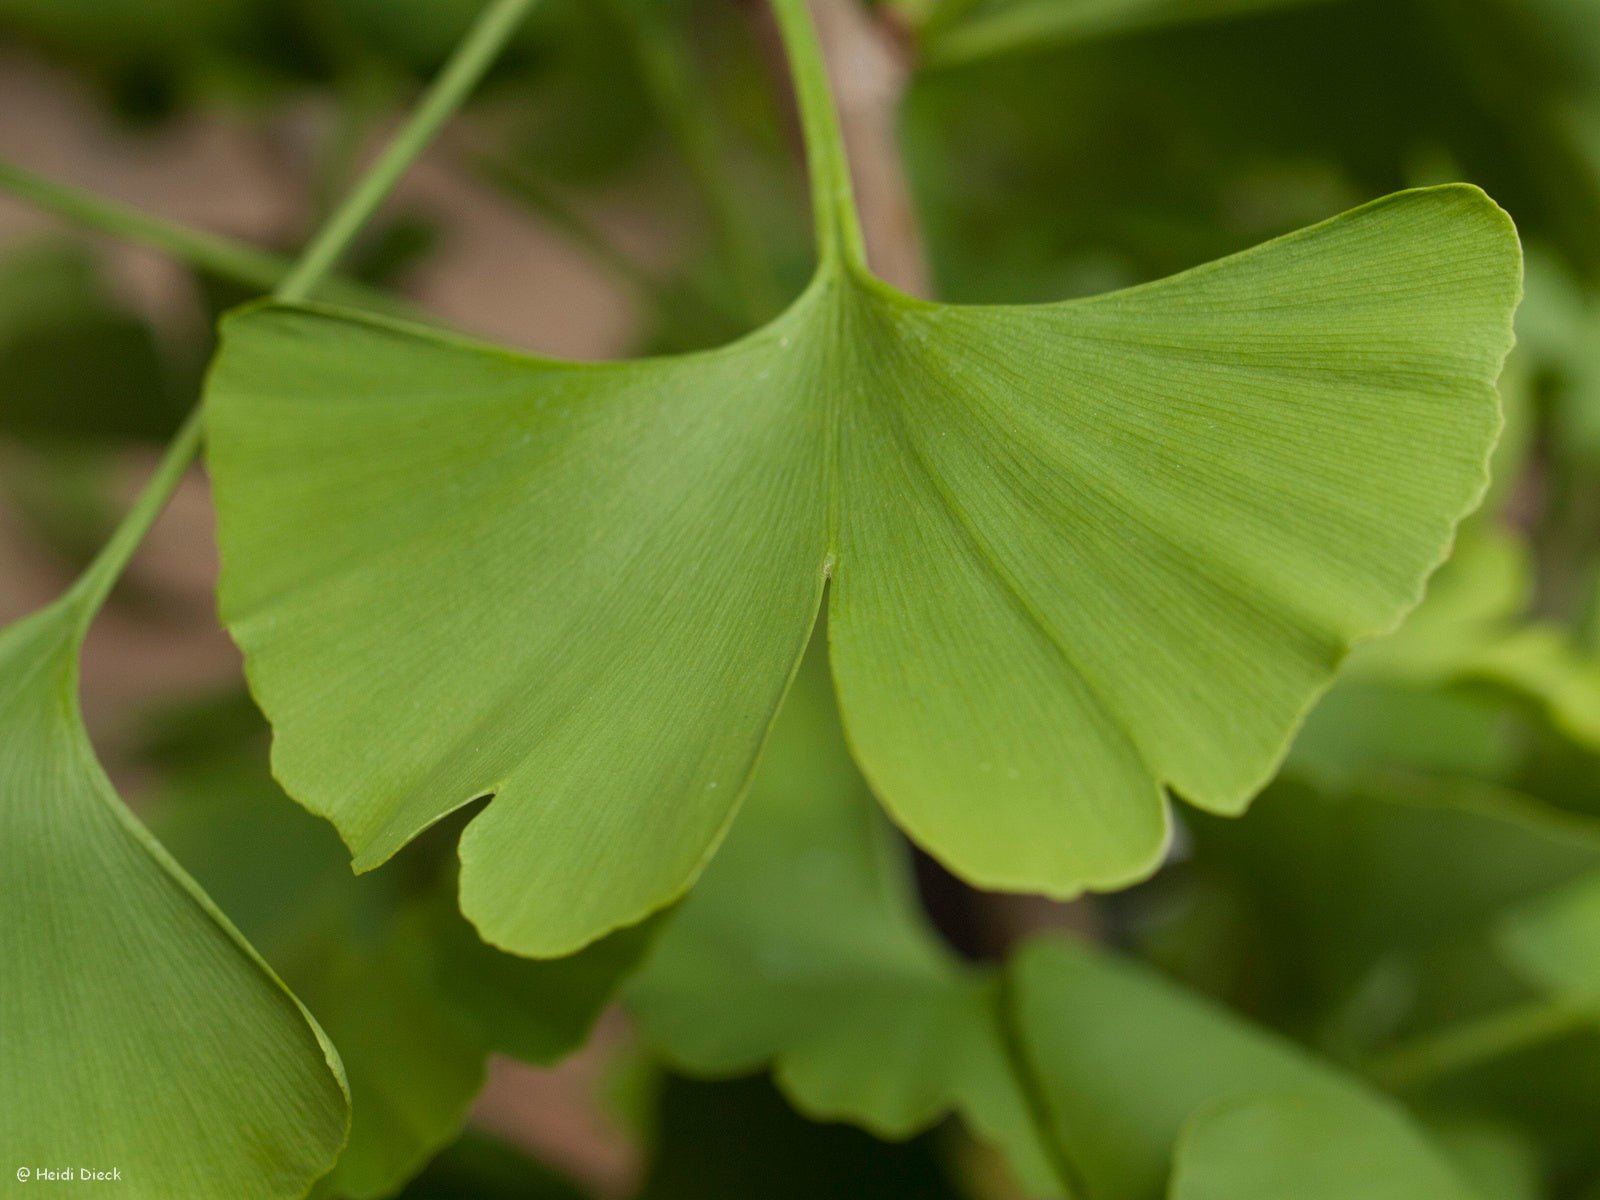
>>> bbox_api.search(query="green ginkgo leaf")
[1011,939,1476,1199]
[1334,531,1600,751]
[1285,530,1600,789]
[1498,870,1600,1007]
[203,0,1520,958]
[629,634,1481,1199]
[0,598,348,1198]
[626,636,1061,1197]
[1170,1089,1478,1200]
[1187,779,1600,999]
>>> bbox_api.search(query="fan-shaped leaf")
[1171,1089,1478,1200]
[1011,939,1474,1199]
[1187,780,1600,998]
[0,600,348,1198]
[630,632,1484,1200]
[205,177,1519,956]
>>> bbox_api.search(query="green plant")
[4,0,1600,1197]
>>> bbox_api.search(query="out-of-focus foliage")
[636,1074,967,1200]
[0,241,179,443]
[629,637,1060,1195]
[904,0,1600,300]
[629,634,1498,1200]
[145,699,653,1199]
[396,1132,590,1200]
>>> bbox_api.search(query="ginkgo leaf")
[1427,1120,1542,1200]
[1170,1089,1478,1200]
[626,637,1061,1196]
[205,179,1519,957]
[0,599,349,1198]
[625,630,1476,1200]
[203,0,1519,959]
[1010,938,1475,1200]
[1187,779,1600,999]
[1333,531,1600,750]
[1285,528,1600,791]
[1497,871,1600,1006]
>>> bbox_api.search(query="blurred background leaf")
[145,700,650,1199]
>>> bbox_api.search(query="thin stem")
[52,0,536,625]
[277,0,538,302]
[0,159,396,310]
[0,159,292,292]
[918,0,1341,68]
[768,0,870,273]
[67,408,206,620]
[1365,999,1594,1092]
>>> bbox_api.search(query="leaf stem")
[0,159,395,310]
[1364,999,1594,1092]
[0,159,293,292]
[67,407,207,622]
[768,0,871,275]
[277,0,538,302]
[52,0,537,624]
[918,0,1339,68]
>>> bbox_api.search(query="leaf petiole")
[45,0,541,626]
[64,406,206,623]
[0,159,391,309]
[1364,998,1594,1091]
[276,0,540,302]
[0,158,296,293]
[768,0,872,275]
